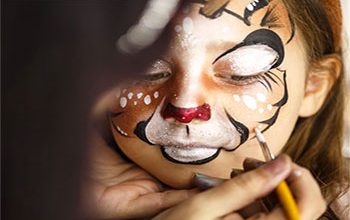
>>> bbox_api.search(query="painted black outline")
[133,112,155,145]
[258,69,288,132]
[225,110,250,149]
[213,29,285,78]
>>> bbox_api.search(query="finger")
[230,168,244,178]
[287,164,327,220]
[243,158,265,171]
[222,213,244,220]
[193,173,226,189]
[265,206,287,220]
[117,189,199,219]
[187,155,292,218]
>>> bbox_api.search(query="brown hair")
[281,0,348,212]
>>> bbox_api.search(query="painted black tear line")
[134,112,155,146]
[225,110,250,149]
[258,79,270,91]
[161,147,221,165]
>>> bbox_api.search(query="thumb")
[189,155,292,218]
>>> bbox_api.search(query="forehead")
[172,0,292,45]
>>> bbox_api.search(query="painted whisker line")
[264,72,279,85]
[261,74,273,91]
[257,79,271,91]
[267,71,283,84]
[258,70,288,132]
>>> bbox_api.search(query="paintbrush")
[254,128,300,220]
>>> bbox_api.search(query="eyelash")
[215,73,262,86]
[144,72,171,81]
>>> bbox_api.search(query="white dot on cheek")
[242,95,257,110]
[144,95,151,105]
[182,17,193,34]
[120,97,127,108]
[137,92,143,99]
[127,92,133,99]
[134,101,137,106]
[154,91,159,99]
[174,25,182,32]
[258,108,264,114]
[256,93,267,103]
[233,94,241,102]
[267,104,273,111]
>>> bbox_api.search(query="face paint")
[109,1,298,188]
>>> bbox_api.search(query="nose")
[162,103,211,123]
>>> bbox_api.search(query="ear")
[298,54,342,117]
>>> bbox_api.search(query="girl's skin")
[81,0,340,219]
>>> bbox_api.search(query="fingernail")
[193,173,225,189]
[261,155,289,176]
[230,168,243,178]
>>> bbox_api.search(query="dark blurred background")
[1,0,174,219]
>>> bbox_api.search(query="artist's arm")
[154,155,327,220]
[79,89,198,219]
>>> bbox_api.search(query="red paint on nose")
[162,103,211,123]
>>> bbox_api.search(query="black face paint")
[258,69,288,132]
[244,0,270,25]
[213,29,285,69]
[134,113,155,145]
[191,0,246,23]
[225,111,249,149]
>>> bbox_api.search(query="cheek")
[110,83,166,136]
[219,69,287,132]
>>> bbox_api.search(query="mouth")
[161,146,221,164]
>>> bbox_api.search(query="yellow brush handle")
[276,181,300,220]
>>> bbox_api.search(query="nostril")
[162,103,211,123]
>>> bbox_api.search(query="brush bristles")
[254,128,266,143]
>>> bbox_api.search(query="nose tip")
[162,103,211,123]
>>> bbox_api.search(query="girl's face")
[110,0,308,188]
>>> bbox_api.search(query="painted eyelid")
[216,44,279,76]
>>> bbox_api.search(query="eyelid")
[145,59,172,75]
[214,44,279,76]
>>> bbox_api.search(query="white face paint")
[267,104,273,111]
[134,101,137,106]
[174,25,182,32]
[137,92,143,99]
[182,17,193,34]
[242,95,257,110]
[256,92,267,102]
[154,91,159,98]
[127,92,134,99]
[225,45,279,76]
[120,97,128,108]
[144,95,152,105]
[233,94,241,102]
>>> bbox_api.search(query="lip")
[160,146,221,164]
